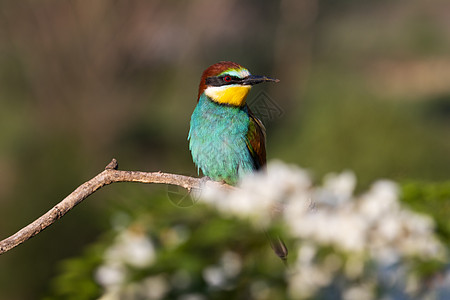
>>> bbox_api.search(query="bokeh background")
[0,0,449,299]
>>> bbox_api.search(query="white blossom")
[201,161,311,228]
[220,251,242,278]
[105,229,156,268]
[95,262,127,289]
[140,275,169,299]
[198,160,447,299]
[202,266,227,288]
[95,160,446,299]
[343,284,375,300]
[95,228,157,297]
[316,171,356,205]
[202,251,242,290]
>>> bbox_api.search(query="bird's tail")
[266,232,288,264]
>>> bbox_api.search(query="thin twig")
[0,158,226,255]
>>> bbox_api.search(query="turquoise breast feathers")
[189,94,256,185]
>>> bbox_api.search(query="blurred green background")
[0,0,449,299]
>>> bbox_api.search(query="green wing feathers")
[246,110,288,262]
[246,109,266,169]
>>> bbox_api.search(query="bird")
[188,61,288,261]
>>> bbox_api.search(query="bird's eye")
[223,76,232,82]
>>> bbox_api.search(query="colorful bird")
[188,61,287,261]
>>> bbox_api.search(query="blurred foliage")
[44,174,450,300]
[45,188,288,300]
[0,0,449,298]
[272,65,450,188]
[401,181,450,245]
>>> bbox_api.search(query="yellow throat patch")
[205,85,251,107]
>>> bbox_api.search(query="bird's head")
[198,61,279,106]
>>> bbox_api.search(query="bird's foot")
[200,176,212,183]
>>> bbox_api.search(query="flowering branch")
[0,158,227,255]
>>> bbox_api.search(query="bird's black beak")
[241,75,280,86]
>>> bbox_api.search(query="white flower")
[359,180,399,221]
[289,263,331,298]
[264,160,312,195]
[140,275,169,300]
[287,210,368,252]
[201,251,242,290]
[202,266,227,288]
[343,284,374,300]
[105,229,156,268]
[283,193,312,225]
[95,262,127,289]
[376,215,402,242]
[97,289,121,300]
[316,171,356,205]
[201,161,311,228]
[297,243,316,265]
[220,251,242,278]
[163,225,190,248]
[250,281,271,299]
[332,213,367,252]
[196,160,447,298]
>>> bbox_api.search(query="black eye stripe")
[205,75,243,86]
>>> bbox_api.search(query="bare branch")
[0,158,227,255]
